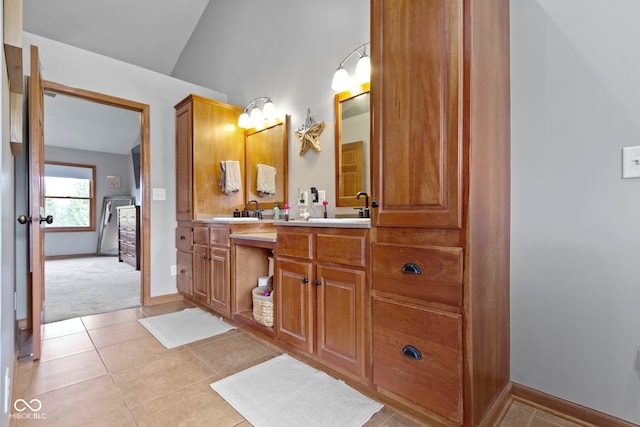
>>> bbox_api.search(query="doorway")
[41,81,151,321]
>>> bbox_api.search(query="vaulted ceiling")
[23,0,211,154]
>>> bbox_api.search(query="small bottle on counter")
[273,201,280,220]
[284,204,289,221]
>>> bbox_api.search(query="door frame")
[42,80,152,306]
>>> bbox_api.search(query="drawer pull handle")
[402,345,422,360]
[401,263,421,275]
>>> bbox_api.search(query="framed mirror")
[335,83,370,207]
[245,116,289,209]
[97,196,134,255]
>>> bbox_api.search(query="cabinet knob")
[314,280,321,286]
[371,200,379,208]
[180,235,186,240]
[180,269,186,274]
[401,262,421,275]
[402,345,422,360]
[302,277,309,284]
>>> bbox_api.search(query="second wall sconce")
[331,42,371,92]
[238,97,277,129]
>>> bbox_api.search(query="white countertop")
[230,232,278,243]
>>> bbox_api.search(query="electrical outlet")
[299,191,309,206]
[170,265,177,276]
[314,190,326,206]
[622,146,640,178]
[152,188,166,200]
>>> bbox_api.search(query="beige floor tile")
[42,317,86,339]
[15,350,107,396]
[81,307,145,331]
[12,375,135,427]
[40,332,95,362]
[87,320,152,348]
[363,407,396,426]
[500,406,534,426]
[189,331,281,376]
[533,409,585,427]
[140,299,195,317]
[112,349,214,408]
[131,377,242,427]
[98,333,183,373]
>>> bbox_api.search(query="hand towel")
[219,160,241,194]
[256,163,277,196]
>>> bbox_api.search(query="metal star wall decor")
[295,109,325,156]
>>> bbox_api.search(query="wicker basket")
[252,286,274,327]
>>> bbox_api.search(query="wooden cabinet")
[275,226,369,382]
[190,225,231,315]
[370,0,510,426]
[117,205,140,270]
[174,94,245,221]
[176,227,193,296]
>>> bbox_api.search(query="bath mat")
[210,354,383,427]
[138,308,234,348]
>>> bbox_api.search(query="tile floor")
[11,301,584,427]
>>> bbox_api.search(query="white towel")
[256,163,277,196]
[220,160,241,194]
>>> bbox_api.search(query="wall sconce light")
[238,97,277,129]
[331,42,371,92]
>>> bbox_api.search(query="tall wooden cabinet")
[175,94,246,221]
[370,1,510,426]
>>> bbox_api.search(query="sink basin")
[307,218,370,224]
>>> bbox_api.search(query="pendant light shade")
[237,97,277,129]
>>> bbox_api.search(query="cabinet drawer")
[373,243,462,306]
[372,297,462,422]
[317,233,366,267]
[176,227,193,251]
[277,231,313,259]
[210,227,230,247]
[193,226,210,245]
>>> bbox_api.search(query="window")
[44,162,96,232]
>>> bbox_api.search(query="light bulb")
[238,112,251,128]
[250,107,263,127]
[262,100,276,121]
[331,67,351,92]
[355,54,371,84]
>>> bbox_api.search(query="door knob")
[17,215,54,225]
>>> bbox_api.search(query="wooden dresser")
[117,205,140,270]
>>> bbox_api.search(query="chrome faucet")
[247,200,261,219]
[355,192,370,218]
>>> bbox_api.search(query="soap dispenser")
[273,201,280,220]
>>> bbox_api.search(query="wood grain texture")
[176,250,193,296]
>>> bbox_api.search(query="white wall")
[172,0,369,218]
[22,32,227,298]
[510,0,640,423]
[1,0,16,423]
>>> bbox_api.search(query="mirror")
[97,196,135,255]
[245,116,289,209]
[335,83,370,207]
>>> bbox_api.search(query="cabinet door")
[209,246,230,315]
[371,0,462,228]
[175,101,193,221]
[316,264,367,379]
[275,258,314,353]
[176,250,193,296]
[192,244,210,304]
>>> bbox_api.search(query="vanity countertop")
[274,218,371,229]
[230,232,277,243]
[194,215,275,224]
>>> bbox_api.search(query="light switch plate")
[152,188,166,201]
[622,146,640,178]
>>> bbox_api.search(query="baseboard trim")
[511,382,636,427]
[44,253,96,261]
[146,293,183,306]
[478,381,513,427]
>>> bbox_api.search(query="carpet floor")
[44,256,141,323]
